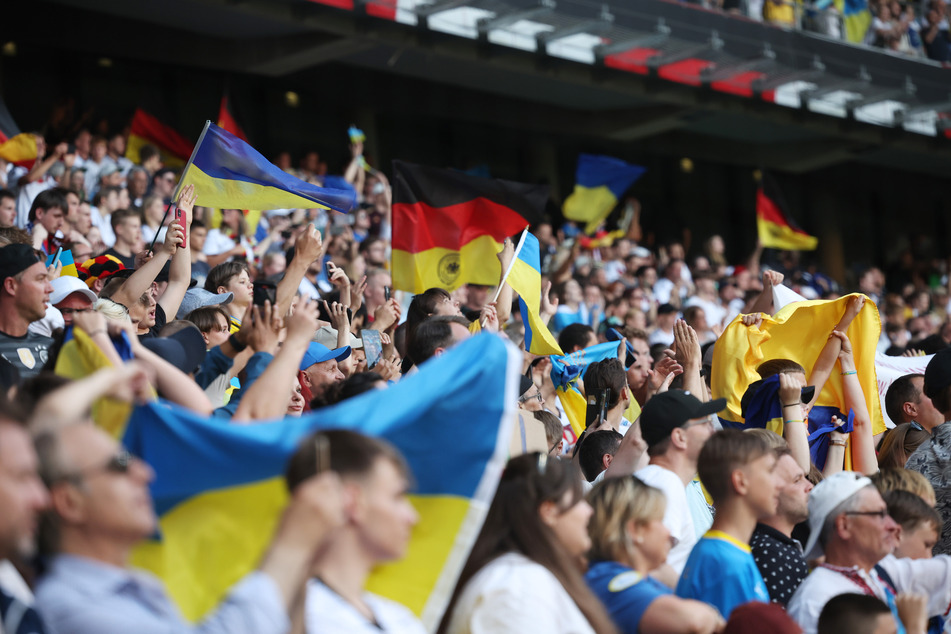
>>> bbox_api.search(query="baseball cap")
[640,390,726,448]
[924,348,951,399]
[313,326,362,350]
[299,342,351,371]
[802,471,873,560]
[50,276,98,305]
[177,288,233,319]
[141,327,207,376]
[0,244,42,283]
[99,163,120,178]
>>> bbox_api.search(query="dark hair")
[110,208,140,233]
[698,429,773,505]
[28,189,67,223]
[205,261,249,294]
[190,219,206,231]
[93,185,121,208]
[558,323,594,353]
[15,372,72,415]
[877,423,929,470]
[577,430,622,482]
[408,315,469,366]
[138,144,160,165]
[885,374,924,425]
[0,189,16,204]
[314,371,385,409]
[584,359,627,411]
[284,429,407,493]
[818,593,891,634]
[883,489,942,533]
[402,288,454,373]
[437,453,618,634]
[184,305,231,335]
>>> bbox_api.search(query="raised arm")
[157,184,195,320]
[805,295,865,409]
[277,224,323,319]
[112,224,181,310]
[833,330,878,474]
[673,319,704,399]
[779,372,811,474]
[495,237,515,324]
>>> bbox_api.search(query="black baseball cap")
[924,348,951,399]
[0,244,42,283]
[640,390,726,448]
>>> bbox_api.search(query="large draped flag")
[125,109,194,169]
[391,161,547,293]
[563,154,645,235]
[550,341,622,437]
[0,133,37,168]
[176,122,356,213]
[123,334,519,629]
[506,231,562,356]
[756,174,818,251]
[711,294,884,467]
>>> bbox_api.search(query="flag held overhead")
[177,121,357,214]
[563,154,646,235]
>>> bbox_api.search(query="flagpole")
[172,120,211,201]
[491,226,530,304]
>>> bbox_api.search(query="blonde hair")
[870,467,937,506]
[93,297,130,322]
[744,428,788,451]
[587,476,666,564]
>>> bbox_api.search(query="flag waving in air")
[125,109,194,169]
[504,230,562,356]
[124,334,520,629]
[391,161,547,293]
[563,154,645,235]
[177,122,356,214]
[756,173,818,251]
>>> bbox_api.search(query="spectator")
[577,429,623,483]
[102,209,142,269]
[884,373,945,433]
[27,189,67,256]
[585,476,724,633]
[558,323,597,353]
[534,409,565,456]
[817,594,907,634]
[49,276,96,328]
[0,189,16,228]
[0,244,53,381]
[883,490,941,560]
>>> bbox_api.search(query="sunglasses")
[60,449,134,483]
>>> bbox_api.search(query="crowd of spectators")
[0,123,950,634]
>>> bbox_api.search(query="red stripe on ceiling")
[657,59,713,86]
[603,48,659,74]
[307,0,354,8]
[761,89,777,103]
[711,71,765,98]
[366,0,397,19]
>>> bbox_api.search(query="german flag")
[216,96,247,142]
[391,161,547,293]
[125,108,194,169]
[756,174,818,251]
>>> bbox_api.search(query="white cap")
[803,471,874,559]
[50,276,98,306]
[313,325,362,350]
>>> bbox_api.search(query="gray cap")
[176,287,233,319]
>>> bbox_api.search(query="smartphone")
[49,247,63,269]
[252,281,277,307]
[360,329,383,369]
[175,207,186,249]
[384,286,391,301]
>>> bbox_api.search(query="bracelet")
[841,370,857,376]
[830,439,847,447]
[784,419,805,424]
[782,401,801,407]
[228,333,248,352]
[87,329,106,337]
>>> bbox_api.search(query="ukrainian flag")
[711,294,884,466]
[550,341,621,437]
[47,250,77,277]
[178,122,356,214]
[506,231,562,356]
[123,334,520,629]
[835,0,872,43]
[563,154,645,235]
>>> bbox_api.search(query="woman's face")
[204,313,231,350]
[548,491,593,559]
[430,294,462,317]
[631,512,672,571]
[286,378,305,416]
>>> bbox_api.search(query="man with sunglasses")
[788,472,951,634]
[33,423,345,634]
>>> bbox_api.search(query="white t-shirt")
[305,578,425,634]
[634,464,696,574]
[446,552,595,634]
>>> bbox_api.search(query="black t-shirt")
[0,330,53,381]
[102,247,136,269]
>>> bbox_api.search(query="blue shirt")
[34,554,287,634]
[676,530,769,618]
[586,560,670,633]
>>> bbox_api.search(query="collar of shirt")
[753,523,803,551]
[47,554,168,606]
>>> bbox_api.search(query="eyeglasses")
[519,391,544,404]
[682,415,715,430]
[845,509,890,520]
[60,449,134,483]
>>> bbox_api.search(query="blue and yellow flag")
[563,154,645,235]
[123,334,519,629]
[507,231,562,356]
[550,341,621,437]
[47,250,77,277]
[178,122,357,213]
[835,0,872,43]
[711,294,884,466]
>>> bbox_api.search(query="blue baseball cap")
[299,342,351,370]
